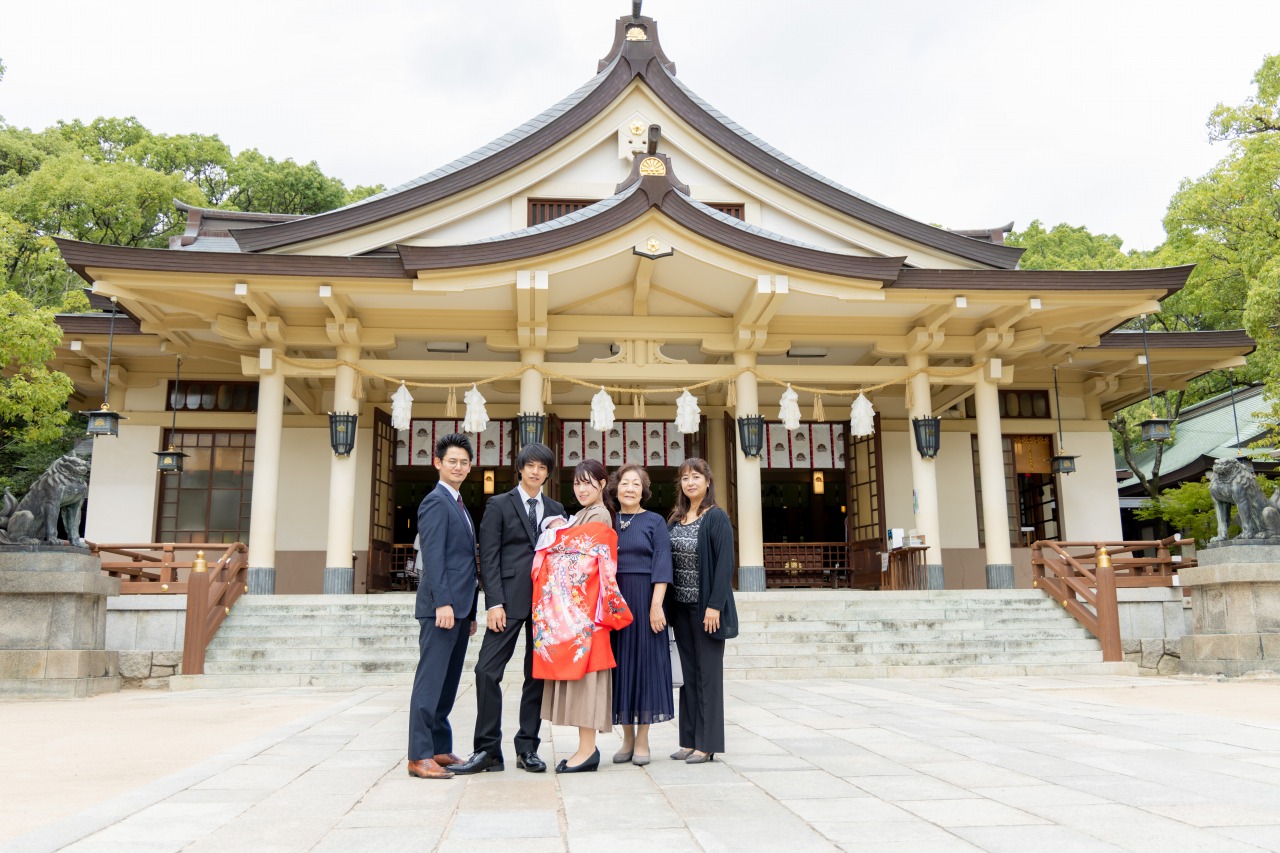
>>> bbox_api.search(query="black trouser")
[408,616,470,761]
[670,602,726,753]
[472,616,543,756]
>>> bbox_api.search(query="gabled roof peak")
[597,13,677,76]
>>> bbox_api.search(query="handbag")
[669,627,684,688]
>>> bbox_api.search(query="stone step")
[723,649,1108,668]
[726,638,1102,656]
[182,588,1117,687]
[730,661,1140,679]
[170,661,1139,690]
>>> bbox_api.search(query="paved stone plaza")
[2,676,1279,852]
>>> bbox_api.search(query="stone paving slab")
[1,676,1279,852]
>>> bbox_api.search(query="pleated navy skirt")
[611,572,675,725]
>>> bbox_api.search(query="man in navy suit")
[453,443,565,775]
[407,433,478,780]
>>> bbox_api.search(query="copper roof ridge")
[218,14,1029,266]
[893,265,1196,292]
[173,200,309,223]
[1095,328,1255,349]
[398,159,905,281]
[54,237,407,282]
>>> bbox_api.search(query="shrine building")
[50,10,1252,595]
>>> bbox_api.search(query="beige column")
[906,353,945,589]
[733,352,765,591]
[323,344,361,594]
[707,409,727,487]
[247,350,284,594]
[519,348,545,418]
[974,360,1014,587]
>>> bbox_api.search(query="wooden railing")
[90,541,248,676]
[762,542,847,588]
[1030,536,1193,663]
[883,546,930,591]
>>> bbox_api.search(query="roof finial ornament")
[632,0,642,19]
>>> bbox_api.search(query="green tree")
[0,290,75,449]
[224,149,349,214]
[1005,220,1131,271]
[1164,54,1280,411]
[1135,473,1278,542]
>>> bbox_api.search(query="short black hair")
[434,433,473,461]
[515,442,555,475]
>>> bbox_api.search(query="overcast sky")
[4,1,1278,251]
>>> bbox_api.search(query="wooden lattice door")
[846,413,886,588]
[367,407,395,592]
[545,414,563,504]
[721,412,739,585]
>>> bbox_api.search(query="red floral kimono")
[530,520,633,681]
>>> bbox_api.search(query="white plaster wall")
[270,426,374,551]
[533,138,629,187]
[125,383,167,412]
[273,427,332,551]
[759,204,862,252]
[352,427,372,545]
[880,429,915,538]
[85,424,163,542]
[1057,428,1123,540]
[937,432,980,548]
[401,201,514,245]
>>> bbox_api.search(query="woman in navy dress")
[608,463,674,766]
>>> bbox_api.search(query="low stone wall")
[1117,587,1187,675]
[1181,544,1280,677]
[106,595,185,688]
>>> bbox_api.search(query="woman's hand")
[650,604,667,634]
[703,607,720,633]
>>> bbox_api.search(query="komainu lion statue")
[0,454,91,548]
[1208,457,1280,543]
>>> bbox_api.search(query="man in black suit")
[406,433,478,780]
[452,443,565,774]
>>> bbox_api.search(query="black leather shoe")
[516,752,547,773]
[555,748,600,774]
[450,750,505,775]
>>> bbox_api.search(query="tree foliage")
[1135,473,1278,542]
[1005,220,1132,271]
[0,290,75,449]
[0,58,384,476]
[1163,54,1280,413]
[0,113,384,308]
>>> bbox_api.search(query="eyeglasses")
[439,458,472,468]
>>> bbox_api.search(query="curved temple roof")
[226,14,1026,268]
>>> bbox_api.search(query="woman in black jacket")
[666,457,737,764]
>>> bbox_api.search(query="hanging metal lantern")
[84,405,125,437]
[155,354,188,472]
[912,416,941,459]
[81,298,125,437]
[154,445,188,472]
[1050,364,1078,475]
[737,414,765,458]
[329,411,359,456]
[516,412,546,448]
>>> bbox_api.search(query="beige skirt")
[541,669,613,733]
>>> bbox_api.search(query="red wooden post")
[1094,545,1122,662]
[181,550,210,676]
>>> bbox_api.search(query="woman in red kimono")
[532,459,632,773]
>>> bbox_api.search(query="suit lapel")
[438,482,473,537]
[510,487,538,546]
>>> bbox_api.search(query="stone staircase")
[169,589,1135,690]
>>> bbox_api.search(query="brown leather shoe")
[433,752,463,767]
[407,759,454,779]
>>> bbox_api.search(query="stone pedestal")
[1180,542,1280,677]
[0,547,121,698]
